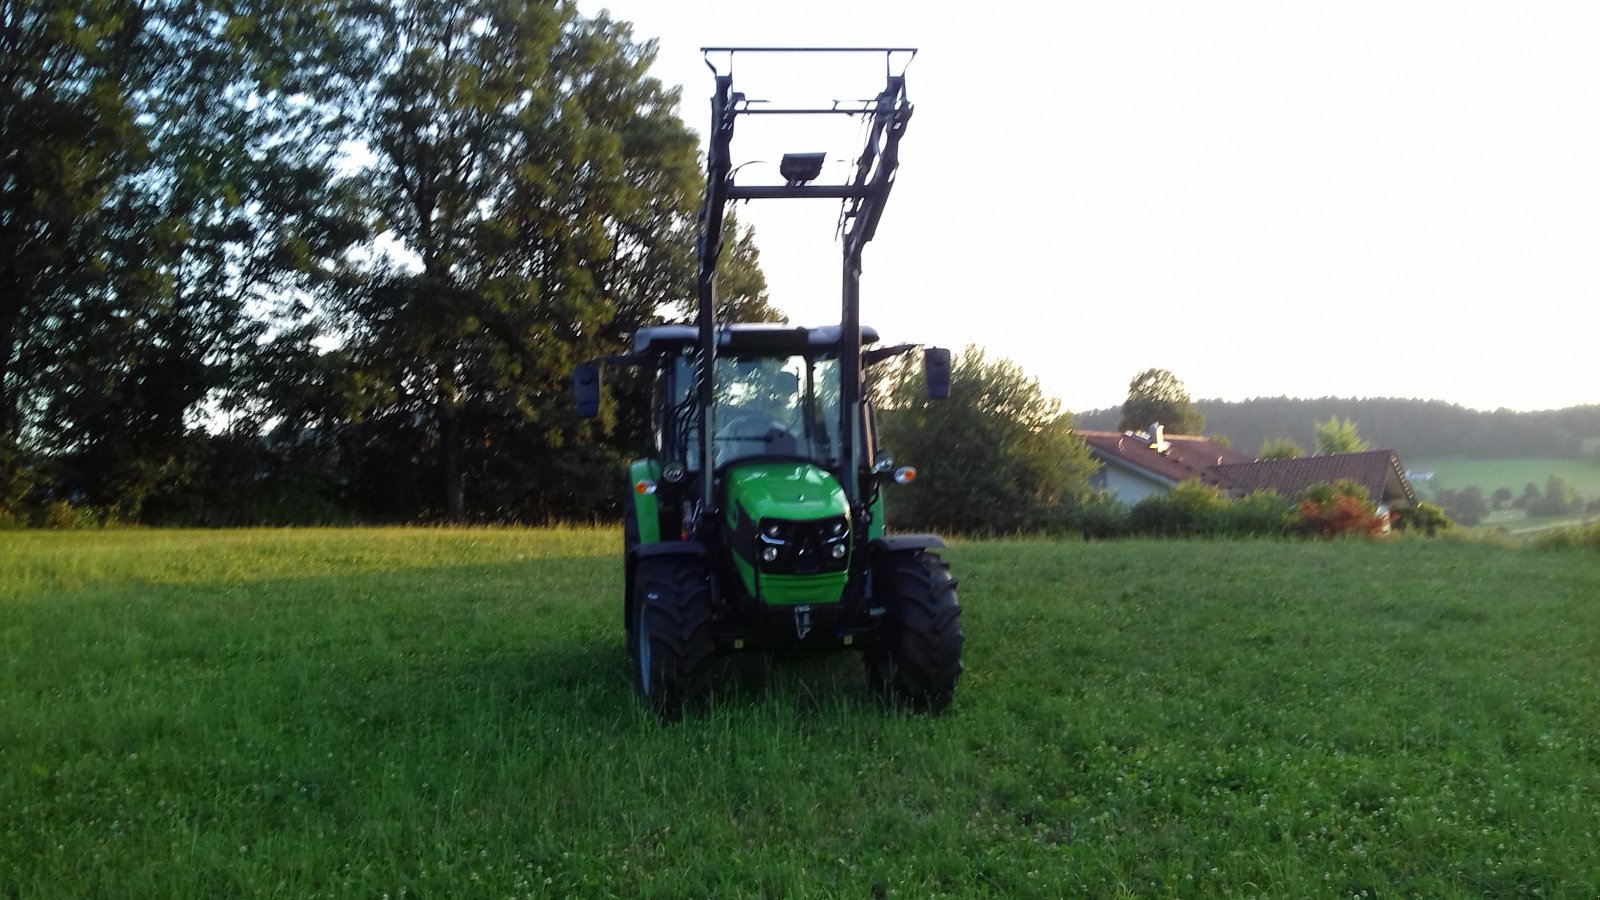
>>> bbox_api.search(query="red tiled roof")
[1209,450,1417,508]
[1077,430,1254,486]
[1076,430,1418,508]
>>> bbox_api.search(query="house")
[1078,426,1255,504]
[1078,425,1418,512]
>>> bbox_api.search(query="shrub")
[1150,480,1230,536]
[41,500,103,530]
[1048,495,1128,540]
[1222,490,1295,537]
[1532,521,1600,551]
[0,444,40,527]
[1127,493,1190,537]
[1393,501,1454,537]
[1043,479,1379,541]
[1122,481,1292,539]
[1293,480,1385,538]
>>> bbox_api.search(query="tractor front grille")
[756,516,850,575]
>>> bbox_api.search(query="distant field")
[1475,509,1593,536]
[1409,456,1600,497]
[3,529,1599,897]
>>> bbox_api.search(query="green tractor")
[574,48,962,717]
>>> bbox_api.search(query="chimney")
[1149,423,1169,453]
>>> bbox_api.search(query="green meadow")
[1411,457,1600,498]
[3,529,1598,898]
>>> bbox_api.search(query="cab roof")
[632,324,880,356]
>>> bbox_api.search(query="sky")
[575,0,1600,414]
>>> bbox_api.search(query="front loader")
[574,48,962,717]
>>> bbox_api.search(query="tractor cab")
[637,324,871,478]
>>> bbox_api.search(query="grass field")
[1409,457,1600,498]
[4,529,1599,898]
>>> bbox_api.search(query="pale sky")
[577,0,1600,413]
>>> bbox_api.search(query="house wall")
[1090,463,1172,506]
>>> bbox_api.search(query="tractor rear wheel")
[865,550,964,711]
[630,557,715,720]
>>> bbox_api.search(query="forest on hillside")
[1076,397,1600,462]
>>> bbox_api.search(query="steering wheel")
[715,413,793,443]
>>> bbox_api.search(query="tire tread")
[866,551,964,711]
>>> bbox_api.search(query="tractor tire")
[865,550,964,712]
[630,556,716,720]
[623,503,640,651]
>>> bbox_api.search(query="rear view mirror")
[572,362,601,418]
[923,347,950,400]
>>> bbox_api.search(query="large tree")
[0,0,148,509]
[1118,367,1205,435]
[331,1,705,520]
[876,345,1097,535]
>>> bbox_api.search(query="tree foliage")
[3,0,361,519]
[1433,485,1487,526]
[1313,416,1370,455]
[1118,368,1204,435]
[875,345,1096,535]
[707,214,784,324]
[2,0,148,508]
[1528,475,1583,518]
[1259,437,1304,460]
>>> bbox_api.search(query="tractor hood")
[724,461,848,524]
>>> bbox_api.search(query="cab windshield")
[675,354,842,470]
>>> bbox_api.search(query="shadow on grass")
[709,649,882,718]
[322,642,898,744]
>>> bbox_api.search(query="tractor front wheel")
[865,550,964,711]
[630,557,715,720]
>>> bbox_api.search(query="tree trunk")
[439,399,465,523]
[0,261,21,443]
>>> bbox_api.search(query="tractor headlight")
[830,543,847,559]
[764,522,783,539]
[828,518,848,537]
[762,546,779,562]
